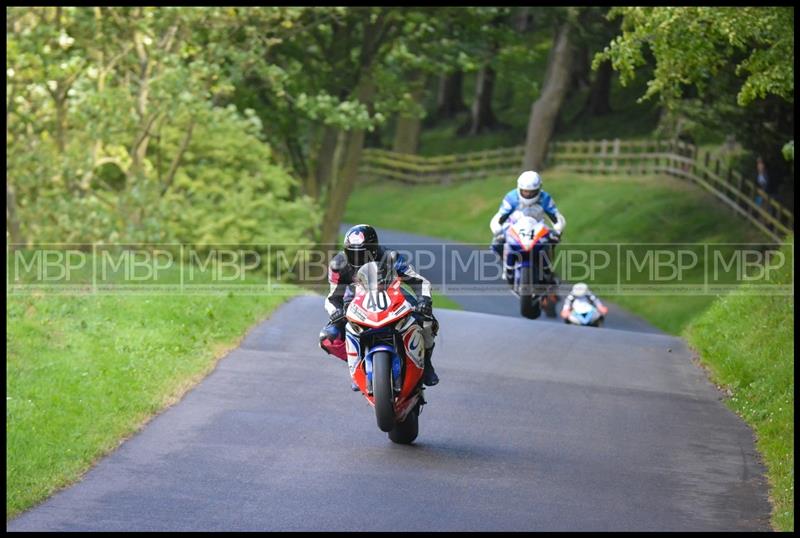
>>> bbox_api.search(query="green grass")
[6,258,299,519]
[684,236,794,531]
[345,169,769,333]
[431,291,462,311]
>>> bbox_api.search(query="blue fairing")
[575,308,597,325]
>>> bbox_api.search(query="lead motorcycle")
[344,252,428,444]
[503,214,560,319]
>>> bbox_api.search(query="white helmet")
[517,171,542,208]
[571,282,588,298]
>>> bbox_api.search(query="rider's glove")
[548,230,561,243]
[415,297,433,318]
[329,308,346,324]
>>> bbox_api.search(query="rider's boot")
[422,345,439,386]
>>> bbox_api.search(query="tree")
[6,7,318,249]
[434,71,468,120]
[595,7,794,108]
[595,7,794,194]
[522,22,574,170]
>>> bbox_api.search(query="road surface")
[8,294,771,531]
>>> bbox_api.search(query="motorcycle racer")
[489,171,566,285]
[560,282,609,321]
[319,224,440,388]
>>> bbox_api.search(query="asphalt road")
[8,295,772,531]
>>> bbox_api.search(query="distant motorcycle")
[564,297,605,328]
[344,253,427,444]
[503,214,560,319]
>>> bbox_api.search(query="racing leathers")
[319,247,440,386]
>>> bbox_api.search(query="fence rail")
[358,139,793,241]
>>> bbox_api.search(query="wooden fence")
[358,139,793,241]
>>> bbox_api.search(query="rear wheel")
[372,351,396,432]
[519,266,540,319]
[388,403,419,444]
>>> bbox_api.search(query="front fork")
[361,346,402,395]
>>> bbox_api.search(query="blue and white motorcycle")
[564,297,606,328]
[503,214,560,320]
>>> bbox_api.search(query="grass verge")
[684,236,794,531]
[6,261,298,519]
[345,169,769,333]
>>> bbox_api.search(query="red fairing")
[345,273,425,429]
[347,279,412,328]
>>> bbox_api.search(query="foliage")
[6,7,318,248]
[595,7,794,107]
[593,7,794,197]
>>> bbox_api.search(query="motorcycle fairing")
[346,278,413,328]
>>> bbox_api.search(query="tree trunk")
[435,71,467,119]
[310,124,340,200]
[392,73,426,154]
[570,44,591,96]
[365,125,382,149]
[587,59,613,116]
[466,64,498,135]
[319,77,376,245]
[523,24,573,170]
[515,7,532,32]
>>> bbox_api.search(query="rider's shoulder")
[500,189,518,210]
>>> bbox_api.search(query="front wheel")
[519,266,540,319]
[372,351,396,432]
[388,403,419,444]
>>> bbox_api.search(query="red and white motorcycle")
[344,253,427,444]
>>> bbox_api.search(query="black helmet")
[343,224,380,269]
